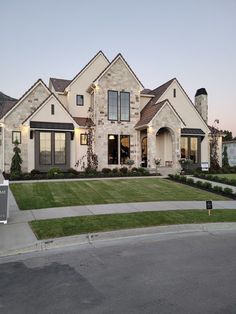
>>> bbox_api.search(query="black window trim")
[120,134,130,164]
[39,131,52,166]
[108,90,118,121]
[51,104,55,115]
[120,91,130,122]
[76,94,84,106]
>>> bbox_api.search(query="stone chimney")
[195,88,208,123]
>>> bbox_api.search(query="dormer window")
[76,95,84,106]
[173,89,176,98]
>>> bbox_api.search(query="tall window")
[120,135,130,164]
[76,95,84,106]
[108,134,118,164]
[181,137,199,164]
[108,91,118,120]
[55,133,66,164]
[108,90,130,121]
[39,132,51,165]
[120,92,130,121]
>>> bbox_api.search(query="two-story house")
[0,51,213,174]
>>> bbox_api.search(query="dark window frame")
[39,131,52,166]
[120,134,130,164]
[51,104,55,115]
[54,132,67,165]
[108,134,119,164]
[76,95,84,106]
[181,136,201,164]
[12,131,21,144]
[173,88,176,98]
[80,133,88,145]
[108,90,118,121]
[120,91,130,122]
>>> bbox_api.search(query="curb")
[1,222,236,258]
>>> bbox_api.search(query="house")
[222,141,236,167]
[0,51,215,174]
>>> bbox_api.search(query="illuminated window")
[80,134,88,145]
[12,131,21,144]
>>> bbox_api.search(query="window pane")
[55,133,66,164]
[76,95,84,106]
[40,132,51,165]
[120,92,130,121]
[120,135,130,164]
[108,91,118,120]
[181,137,188,159]
[108,134,118,164]
[190,137,198,163]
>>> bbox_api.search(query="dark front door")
[35,131,70,172]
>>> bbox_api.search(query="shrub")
[196,180,203,187]
[224,187,233,195]
[30,169,41,176]
[102,168,112,174]
[202,182,212,189]
[112,168,119,174]
[47,167,62,178]
[179,176,187,183]
[213,185,223,193]
[120,166,128,174]
[22,173,31,180]
[186,178,194,184]
[136,167,149,175]
[131,167,138,173]
[9,172,22,181]
[230,179,236,186]
[67,168,78,175]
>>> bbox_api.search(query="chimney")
[195,88,208,123]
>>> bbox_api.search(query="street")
[0,230,236,314]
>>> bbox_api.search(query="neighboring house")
[0,51,218,174]
[222,141,236,167]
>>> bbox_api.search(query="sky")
[0,0,236,135]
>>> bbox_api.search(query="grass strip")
[30,209,236,240]
[11,178,228,210]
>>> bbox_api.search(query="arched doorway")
[156,127,174,167]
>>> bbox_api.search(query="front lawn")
[11,178,228,210]
[216,174,236,180]
[30,209,236,239]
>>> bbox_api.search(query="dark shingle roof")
[50,78,71,92]
[181,128,205,135]
[135,78,175,128]
[30,121,74,130]
[73,117,94,127]
[0,91,18,119]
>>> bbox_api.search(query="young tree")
[222,146,229,168]
[210,125,220,170]
[10,140,23,175]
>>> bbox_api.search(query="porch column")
[147,126,156,169]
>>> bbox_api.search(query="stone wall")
[4,82,50,172]
[94,58,141,170]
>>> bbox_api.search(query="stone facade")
[147,104,182,170]
[3,82,50,172]
[94,58,142,170]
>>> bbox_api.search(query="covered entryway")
[156,127,173,167]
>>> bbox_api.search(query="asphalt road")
[0,230,236,314]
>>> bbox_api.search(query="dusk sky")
[1,0,236,135]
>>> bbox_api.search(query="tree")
[10,140,23,175]
[222,146,229,168]
[210,125,220,170]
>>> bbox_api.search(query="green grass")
[30,209,236,239]
[10,178,228,210]
[215,174,236,180]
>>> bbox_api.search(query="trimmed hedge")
[168,174,236,199]
[195,173,236,187]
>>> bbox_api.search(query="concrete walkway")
[1,173,236,257]
[189,175,236,193]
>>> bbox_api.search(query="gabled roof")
[50,78,71,92]
[2,79,51,120]
[22,93,76,126]
[93,53,144,88]
[135,78,175,127]
[0,91,18,119]
[65,51,109,91]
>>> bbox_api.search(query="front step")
[149,167,179,176]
